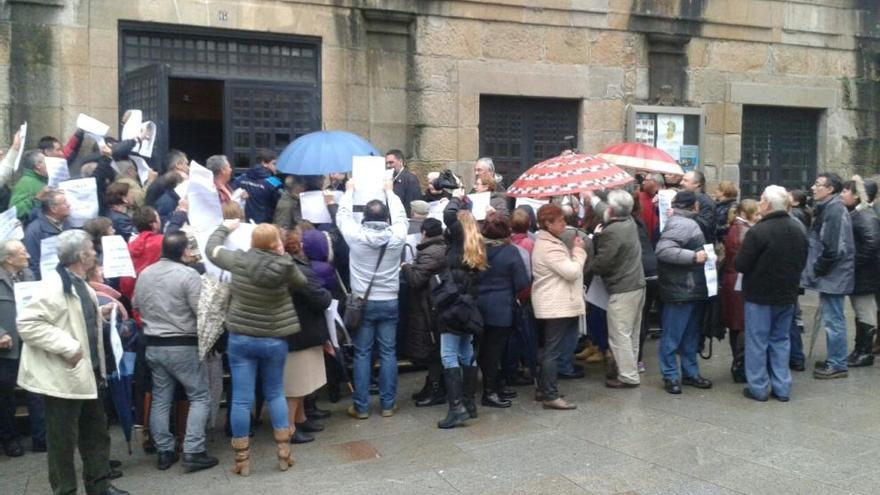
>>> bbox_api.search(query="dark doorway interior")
[169,78,224,164]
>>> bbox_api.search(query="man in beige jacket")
[16,229,128,495]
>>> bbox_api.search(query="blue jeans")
[789,302,805,366]
[440,333,475,369]
[820,293,848,371]
[659,302,705,381]
[557,319,581,375]
[745,302,795,399]
[227,333,289,438]
[352,300,399,413]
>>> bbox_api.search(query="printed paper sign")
[656,114,684,161]
[515,197,548,211]
[121,110,143,140]
[58,178,98,227]
[101,235,136,278]
[195,223,256,281]
[586,275,609,311]
[427,199,448,227]
[351,155,386,192]
[45,157,70,188]
[704,243,718,298]
[130,156,153,186]
[658,189,677,233]
[467,192,491,221]
[0,207,22,242]
[77,113,110,136]
[40,236,59,277]
[188,184,223,233]
[13,122,26,172]
[14,281,42,315]
[136,121,157,158]
[300,191,332,224]
[403,233,421,263]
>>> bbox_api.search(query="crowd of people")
[0,121,878,495]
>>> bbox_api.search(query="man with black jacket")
[386,149,421,217]
[803,173,855,379]
[681,170,717,244]
[736,186,808,401]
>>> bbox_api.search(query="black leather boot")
[849,322,875,367]
[415,379,446,407]
[481,391,512,408]
[411,375,432,401]
[304,394,331,420]
[437,368,470,429]
[461,365,479,419]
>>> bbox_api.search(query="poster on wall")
[635,119,656,146]
[679,145,699,173]
[655,114,685,160]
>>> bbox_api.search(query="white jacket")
[16,269,106,400]
[531,230,587,319]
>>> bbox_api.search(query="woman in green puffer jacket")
[206,220,306,476]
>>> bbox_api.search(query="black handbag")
[343,243,388,332]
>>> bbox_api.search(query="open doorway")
[169,78,224,164]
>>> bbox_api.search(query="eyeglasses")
[813,181,828,188]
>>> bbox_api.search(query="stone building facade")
[1,0,878,195]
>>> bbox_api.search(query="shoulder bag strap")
[360,242,389,301]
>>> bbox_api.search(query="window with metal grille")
[120,27,318,84]
[479,96,579,185]
[740,106,819,198]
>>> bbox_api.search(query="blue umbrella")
[277,130,380,175]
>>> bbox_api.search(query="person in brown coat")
[721,200,758,383]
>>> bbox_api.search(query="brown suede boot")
[231,437,250,476]
[274,428,294,471]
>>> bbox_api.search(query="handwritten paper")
[77,113,109,136]
[45,157,69,188]
[515,197,548,211]
[658,189,677,233]
[13,122,26,172]
[351,155,386,192]
[300,191,331,224]
[704,243,718,298]
[101,235,136,278]
[0,207,23,242]
[14,281,42,315]
[121,110,143,140]
[58,178,98,227]
[40,236,59,277]
[467,192,491,221]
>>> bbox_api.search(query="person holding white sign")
[473,174,509,218]
[9,150,51,222]
[23,191,72,280]
[16,230,129,495]
[655,191,711,395]
[0,239,43,457]
[0,130,22,190]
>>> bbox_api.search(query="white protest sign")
[658,189,677,233]
[703,243,718,298]
[351,155,386,192]
[0,207,23,242]
[188,184,223,233]
[14,281,42,315]
[121,110,143,140]
[467,192,491,221]
[231,188,247,210]
[585,275,609,311]
[45,157,69,188]
[195,223,256,281]
[130,156,153,186]
[101,235,136,278]
[189,160,214,190]
[174,180,189,199]
[58,178,98,227]
[86,132,106,149]
[427,199,448,228]
[77,113,109,136]
[136,122,157,158]
[515,197,548,211]
[300,191,331,224]
[13,122,26,172]
[109,304,123,372]
[40,236,59,277]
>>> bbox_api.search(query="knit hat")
[672,190,697,209]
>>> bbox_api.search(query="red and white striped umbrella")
[597,142,684,176]
[507,154,634,198]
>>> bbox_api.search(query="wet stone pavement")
[2,295,879,494]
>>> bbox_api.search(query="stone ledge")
[728,82,836,108]
[9,0,64,5]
